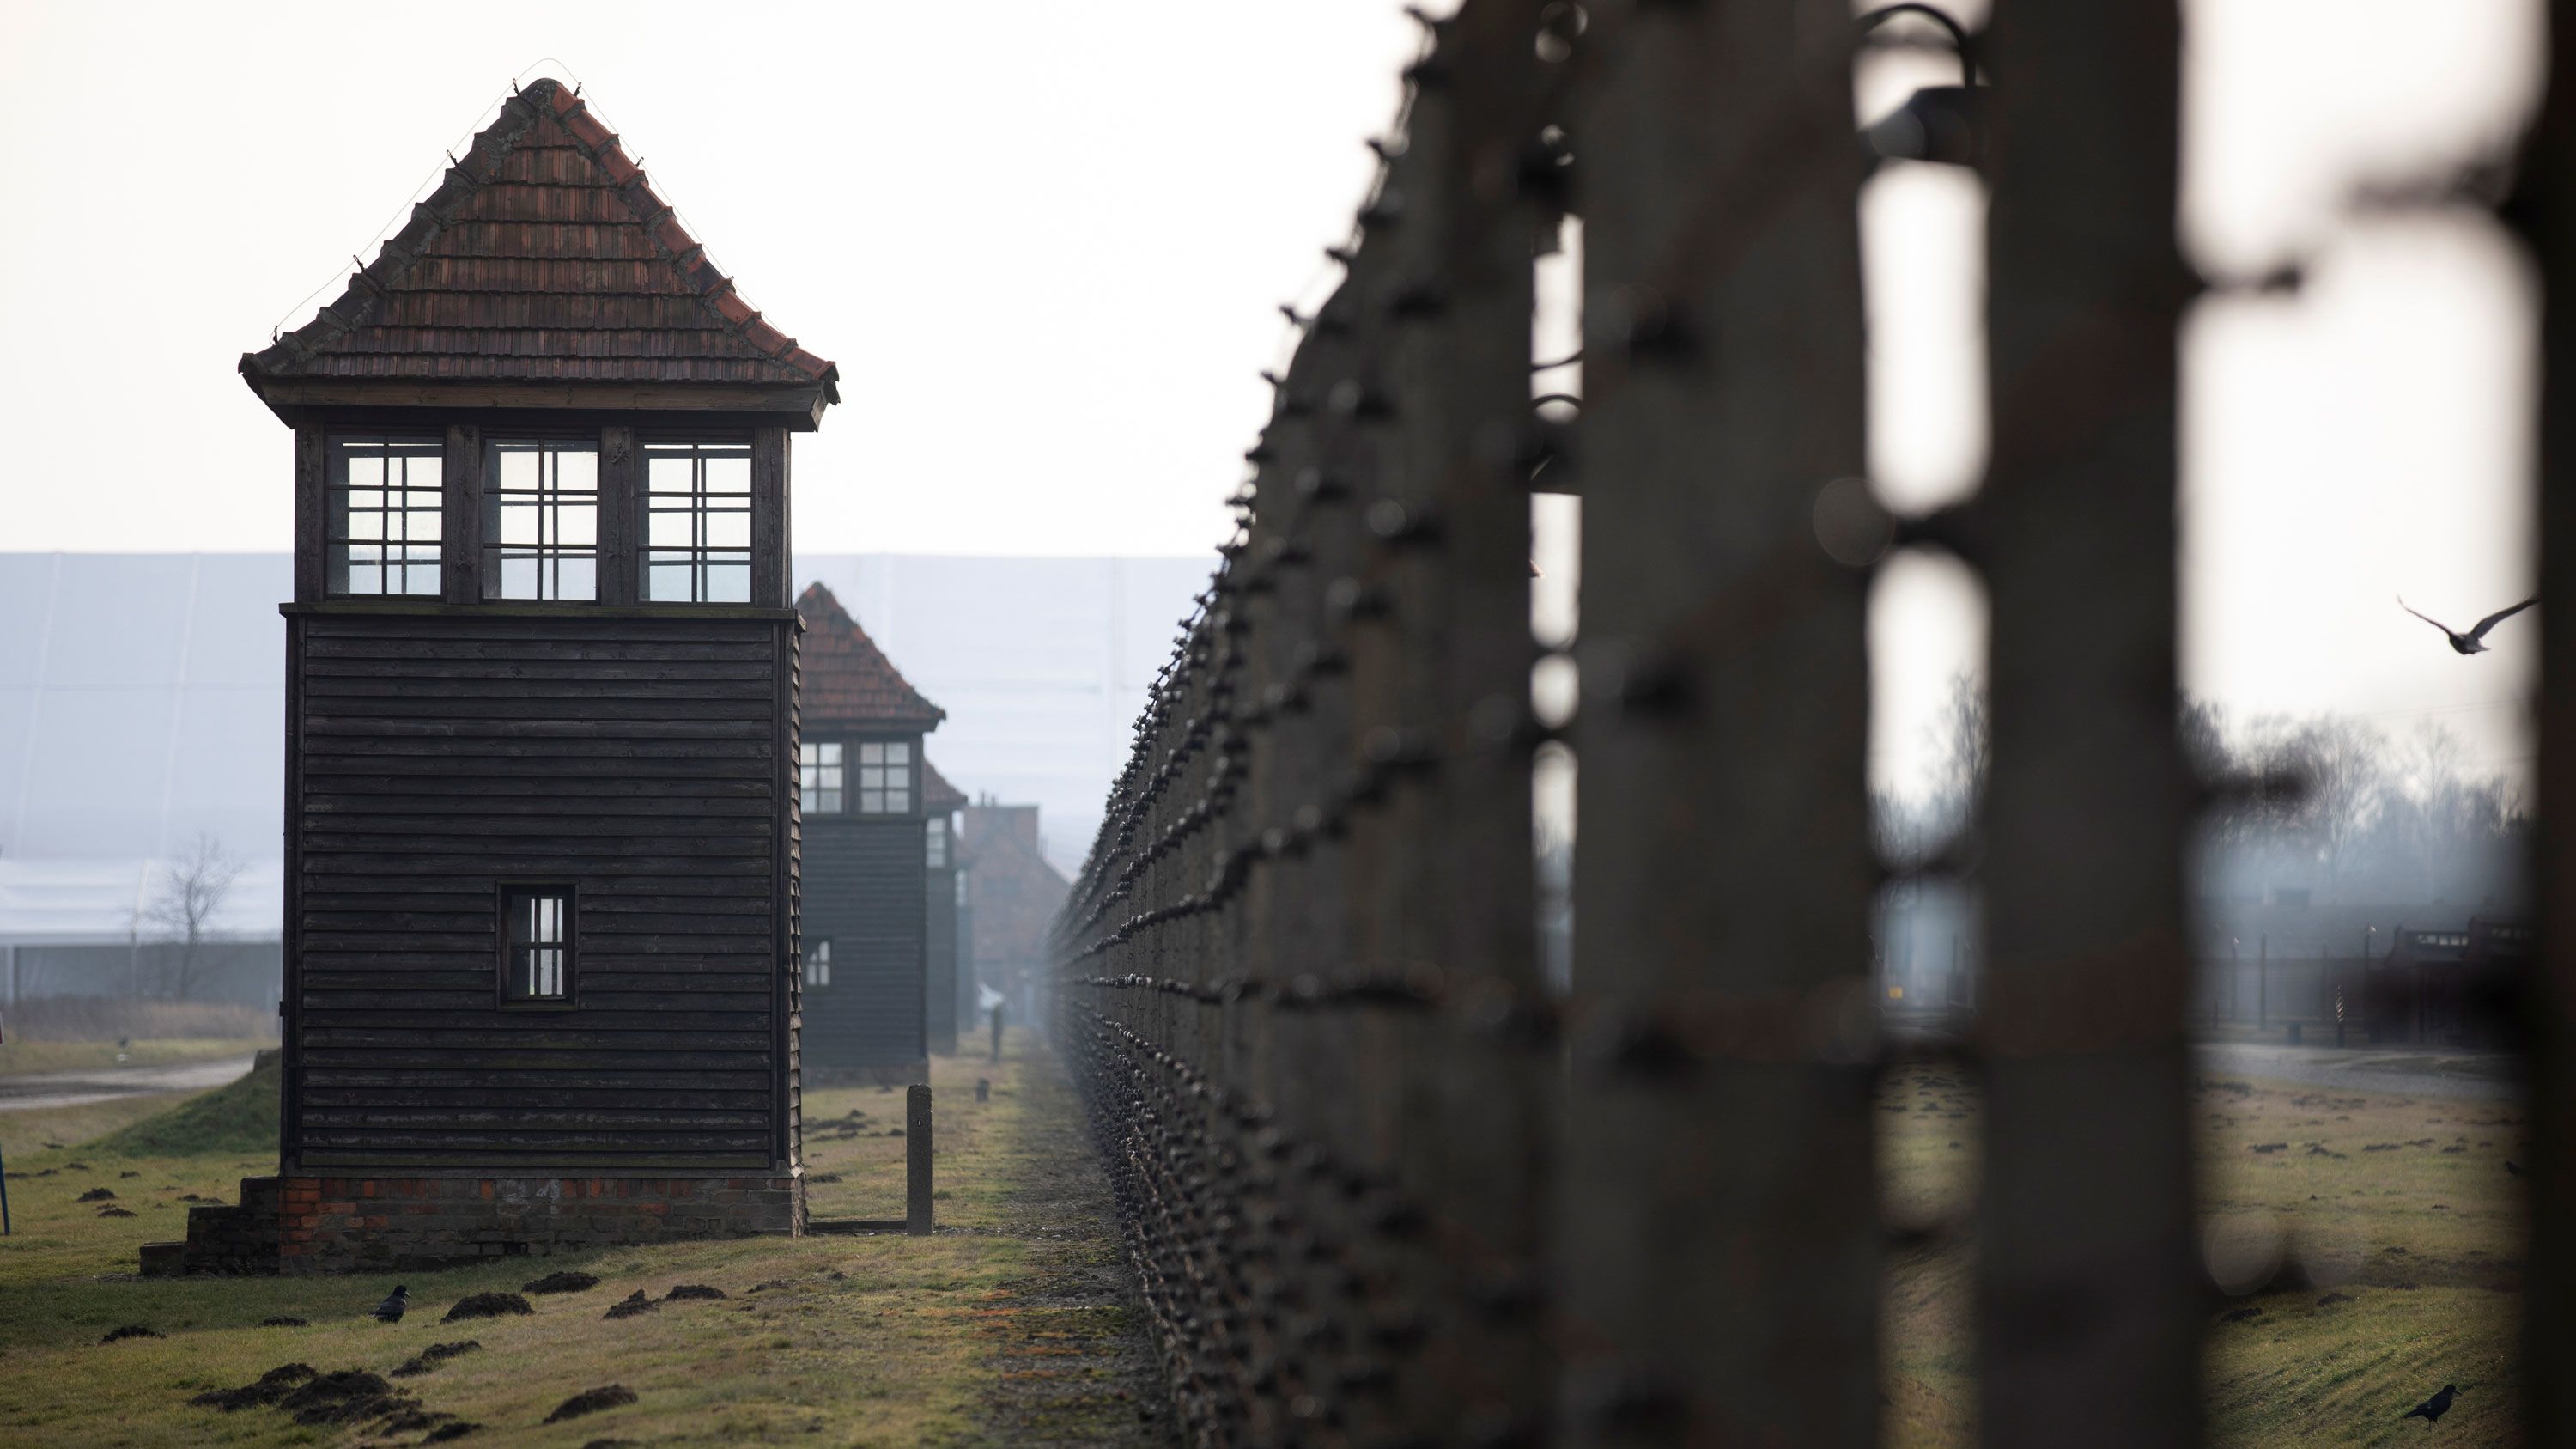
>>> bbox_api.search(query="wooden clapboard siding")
[780,617,804,1166]
[926,864,958,1055]
[799,815,927,1073]
[284,610,795,1172]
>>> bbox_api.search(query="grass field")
[1882,1062,2525,1446]
[0,1032,1170,1447]
[0,1038,270,1077]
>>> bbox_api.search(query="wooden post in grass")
[907,1085,933,1235]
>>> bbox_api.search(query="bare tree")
[144,834,241,1002]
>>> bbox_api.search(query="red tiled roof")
[797,582,945,730]
[922,759,969,814]
[241,78,835,396]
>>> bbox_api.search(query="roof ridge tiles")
[241,76,835,400]
[794,581,947,729]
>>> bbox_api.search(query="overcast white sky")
[0,0,2548,795]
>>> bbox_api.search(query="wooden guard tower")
[922,759,969,1056]
[792,583,944,1085]
[149,78,833,1275]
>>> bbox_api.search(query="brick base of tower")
[142,1172,805,1276]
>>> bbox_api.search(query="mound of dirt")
[191,1363,318,1410]
[76,1187,117,1202]
[276,1369,418,1428]
[96,1206,137,1218]
[100,1324,162,1344]
[544,1385,638,1423]
[440,1293,532,1324]
[424,1423,483,1442]
[521,1269,599,1294]
[392,1341,483,1378]
[663,1284,726,1301]
[603,1291,659,1321]
[257,1316,308,1327]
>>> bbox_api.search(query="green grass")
[0,1038,269,1077]
[88,1052,280,1159]
[1881,1065,2524,1446]
[0,1033,1165,1446]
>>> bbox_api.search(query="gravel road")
[0,1056,258,1112]
[2195,1039,2518,1100]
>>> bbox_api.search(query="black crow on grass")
[2401,1384,2458,1427]
[370,1285,409,1323]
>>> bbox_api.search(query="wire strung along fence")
[1053,1,2573,1445]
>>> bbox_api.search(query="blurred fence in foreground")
[1051,2,2576,1443]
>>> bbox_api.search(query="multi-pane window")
[926,815,949,868]
[501,888,572,1002]
[804,939,833,988]
[483,440,599,600]
[326,435,444,596]
[859,741,912,814]
[799,741,844,813]
[643,441,752,602]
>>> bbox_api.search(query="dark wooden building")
[960,801,1070,1026]
[923,760,968,1056]
[2366,918,2530,1047]
[793,583,945,1084]
[149,78,834,1275]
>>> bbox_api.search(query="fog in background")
[0,0,2548,882]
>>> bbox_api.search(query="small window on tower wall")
[859,741,911,814]
[800,741,843,813]
[326,435,444,596]
[805,940,832,988]
[501,888,573,1003]
[926,815,948,867]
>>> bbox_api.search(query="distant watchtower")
[922,759,969,1057]
[793,583,944,1085]
[150,78,834,1275]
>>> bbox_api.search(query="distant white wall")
[0,554,289,863]
[0,553,1209,880]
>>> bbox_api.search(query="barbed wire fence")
[1050,1,2575,1444]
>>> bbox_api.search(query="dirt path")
[2196,1040,2517,1100]
[0,1055,257,1111]
[962,1037,1178,1449]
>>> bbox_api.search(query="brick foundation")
[143,1172,804,1276]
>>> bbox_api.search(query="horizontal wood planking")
[289,612,792,1172]
[800,815,928,1072]
[927,867,958,1055]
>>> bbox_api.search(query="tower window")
[805,939,833,988]
[326,434,444,596]
[643,441,753,603]
[926,815,949,867]
[800,741,844,813]
[501,888,573,1002]
[859,741,911,814]
[483,440,599,600]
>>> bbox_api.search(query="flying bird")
[2401,1384,2458,1427]
[368,1285,409,1324]
[2398,596,2535,655]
